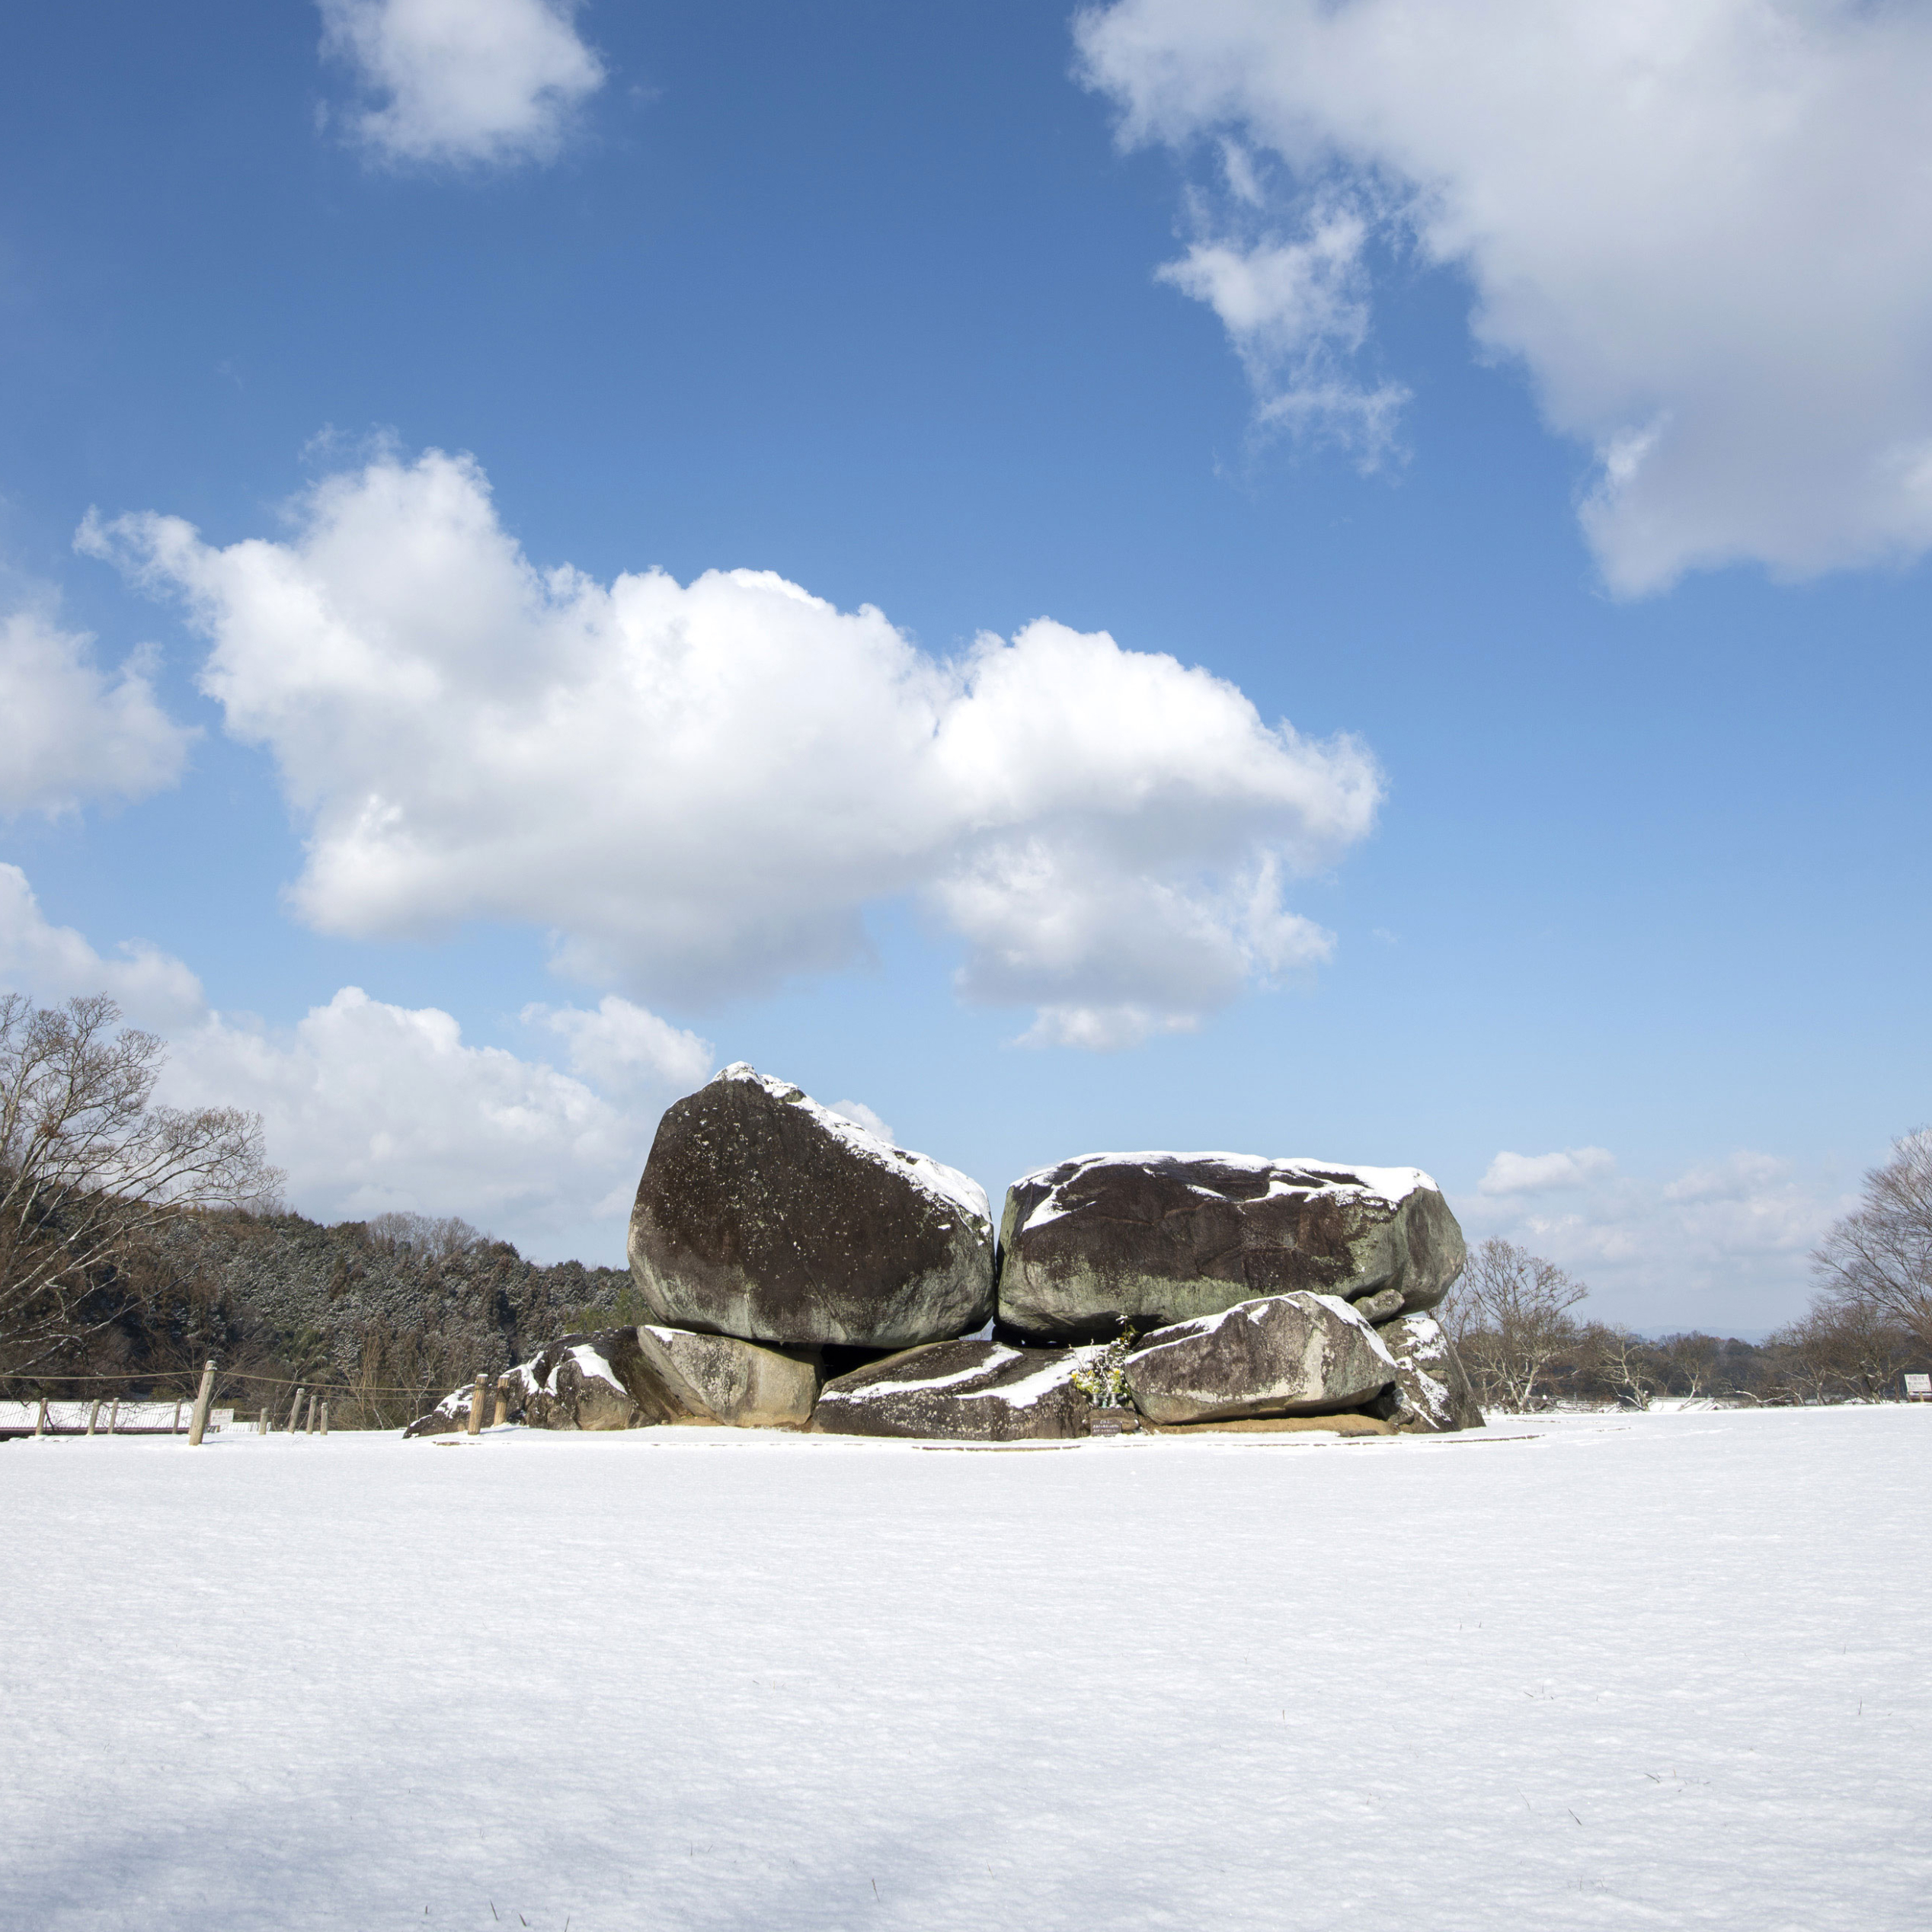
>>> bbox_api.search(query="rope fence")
[0,1364,453,1394]
[1,1358,518,1440]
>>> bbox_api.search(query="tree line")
[0,994,634,1425]
[4,990,1928,1421]
[1443,1128,1932,1411]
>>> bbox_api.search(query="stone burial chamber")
[403,1078,1483,1439]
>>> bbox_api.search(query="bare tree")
[1767,1300,1918,1404]
[1657,1331,1723,1400]
[1812,1130,1932,1351]
[1587,1324,1660,1409]
[0,994,280,1378]
[337,1319,472,1431]
[1444,1238,1590,1412]
[363,1211,485,1262]
[1823,1299,1919,1400]
[1763,1310,1838,1406]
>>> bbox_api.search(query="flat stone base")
[1140,1411,1396,1437]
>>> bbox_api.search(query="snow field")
[3,1407,1928,1930]
[0,1401,216,1435]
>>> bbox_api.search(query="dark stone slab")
[811,1337,1091,1441]
[996,1152,1466,1345]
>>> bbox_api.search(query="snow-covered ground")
[4,1407,1927,1930]
[0,1401,233,1435]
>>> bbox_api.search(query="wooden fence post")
[87,1399,101,1436]
[108,1398,120,1435]
[496,1374,513,1428]
[187,1360,218,1446]
[320,1397,329,1438]
[287,1387,305,1435]
[173,1398,184,1434]
[34,1397,48,1438]
[467,1374,486,1436]
[303,1391,316,1434]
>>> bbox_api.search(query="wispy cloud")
[1458,1144,1853,1332]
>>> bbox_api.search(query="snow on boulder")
[405,1325,822,1436]
[402,1384,481,1438]
[1371,1312,1484,1434]
[1124,1292,1398,1426]
[403,1330,643,1435]
[629,1064,994,1350]
[996,1152,1467,1345]
[629,1325,819,1429]
[811,1337,1091,1441]
[510,1332,645,1431]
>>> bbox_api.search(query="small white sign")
[1905,1373,1931,1400]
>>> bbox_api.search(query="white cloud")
[1078,0,1932,593]
[318,0,604,168]
[523,993,714,1097]
[164,987,664,1254]
[1457,1148,1853,1332]
[0,862,206,1027]
[1478,1145,1617,1197]
[1659,1150,1802,1205]
[81,446,1381,1044]
[825,1099,894,1144]
[933,837,1336,1048]
[1015,1004,1199,1052]
[0,606,194,817]
[0,864,704,1259]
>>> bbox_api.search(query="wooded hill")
[18,1208,635,1428]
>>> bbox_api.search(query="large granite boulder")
[629,1064,994,1349]
[811,1337,1091,1441]
[629,1324,820,1429]
[406,1326,823,1437]
[404,1330,645,1435]
[511,1332,646,1431]
[1371,1312,1484,1433]
[1124,1291,1398,1425]
[996,1152,1466,1344]
[403,1383,483,1438]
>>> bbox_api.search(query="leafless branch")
[1443,1237,1588,1412]
[1812,1128,1932,1352]
[0,993,282,1375]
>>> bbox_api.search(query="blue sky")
[3,0,1928,1333]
